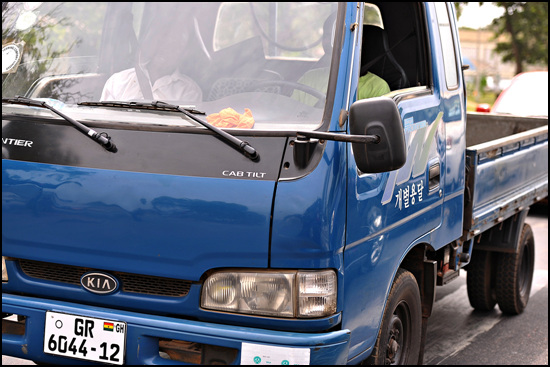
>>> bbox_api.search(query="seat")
[312,12,338,70]
[360,24,409,90]
[290,12,337,107]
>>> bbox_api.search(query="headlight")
[201,269,336,318]
[2,257,8,282]
[202,271,295,317]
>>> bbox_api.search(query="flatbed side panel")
[464,126,548,238]
[465,112,548,147]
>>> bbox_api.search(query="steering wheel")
[243,79,327,107]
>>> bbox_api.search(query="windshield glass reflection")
[2,2,339,131]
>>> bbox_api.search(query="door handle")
[429,162,440,192]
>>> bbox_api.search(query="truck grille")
[18,259,191,297]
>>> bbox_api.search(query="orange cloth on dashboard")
[206,108,255,129]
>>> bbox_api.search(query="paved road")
[3,206,547,365]
[424,204,548,365]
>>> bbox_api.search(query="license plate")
[44,311,126,365]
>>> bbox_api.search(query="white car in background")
[476,71,548,117]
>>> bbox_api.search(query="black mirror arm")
[296,131,380,144]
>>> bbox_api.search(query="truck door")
[342,2,446,358]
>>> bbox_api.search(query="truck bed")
[463,113,548,239]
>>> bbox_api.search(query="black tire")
[495,223,535,315]
[466,249,497,311]
[364,269,422,365]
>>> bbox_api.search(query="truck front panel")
[3,293,351,365]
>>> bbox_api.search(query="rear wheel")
[495,223,535,315]
[364,269,422,365]
[466,249,497,311]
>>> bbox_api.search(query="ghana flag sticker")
[104,322,114,331]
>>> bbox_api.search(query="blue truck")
[2,2,548,365]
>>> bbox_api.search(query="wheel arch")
[398,242,437,364]
[399,243,437,319]
[471,209,530,254]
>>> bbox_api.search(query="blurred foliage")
[466,93,497,112]
[491,2,548,74]
[2,3,72,94]
[454,2,468,20]
[2,3,106,97]
[455,2,548,74]
[465,75,498,112]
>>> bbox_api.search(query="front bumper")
[2,293,351,365]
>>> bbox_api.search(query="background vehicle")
[3,2,548,365]
[476,71,549,116]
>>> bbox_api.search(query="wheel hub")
[386,315,403,364]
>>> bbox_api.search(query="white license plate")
[44,311,126,365]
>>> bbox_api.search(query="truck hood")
[2,160,276,280]
[2,121,288,281]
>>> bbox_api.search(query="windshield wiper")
[79,100,205,115]
[2,96,117,153]
[79,100,259,161]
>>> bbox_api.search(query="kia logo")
[81,272,119,295]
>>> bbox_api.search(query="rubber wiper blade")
[2,96,117,153]
[79,100,205,115]
[79,100,259,161]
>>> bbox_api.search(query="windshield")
[2,2,339,131]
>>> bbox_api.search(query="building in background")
[459,28,548,98]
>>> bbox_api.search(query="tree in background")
[453,2,466,20]
[491,2,548,74]
[454,2,548,75]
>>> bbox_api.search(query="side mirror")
[349,97,406,173]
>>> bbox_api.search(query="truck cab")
[3,2,546,365]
